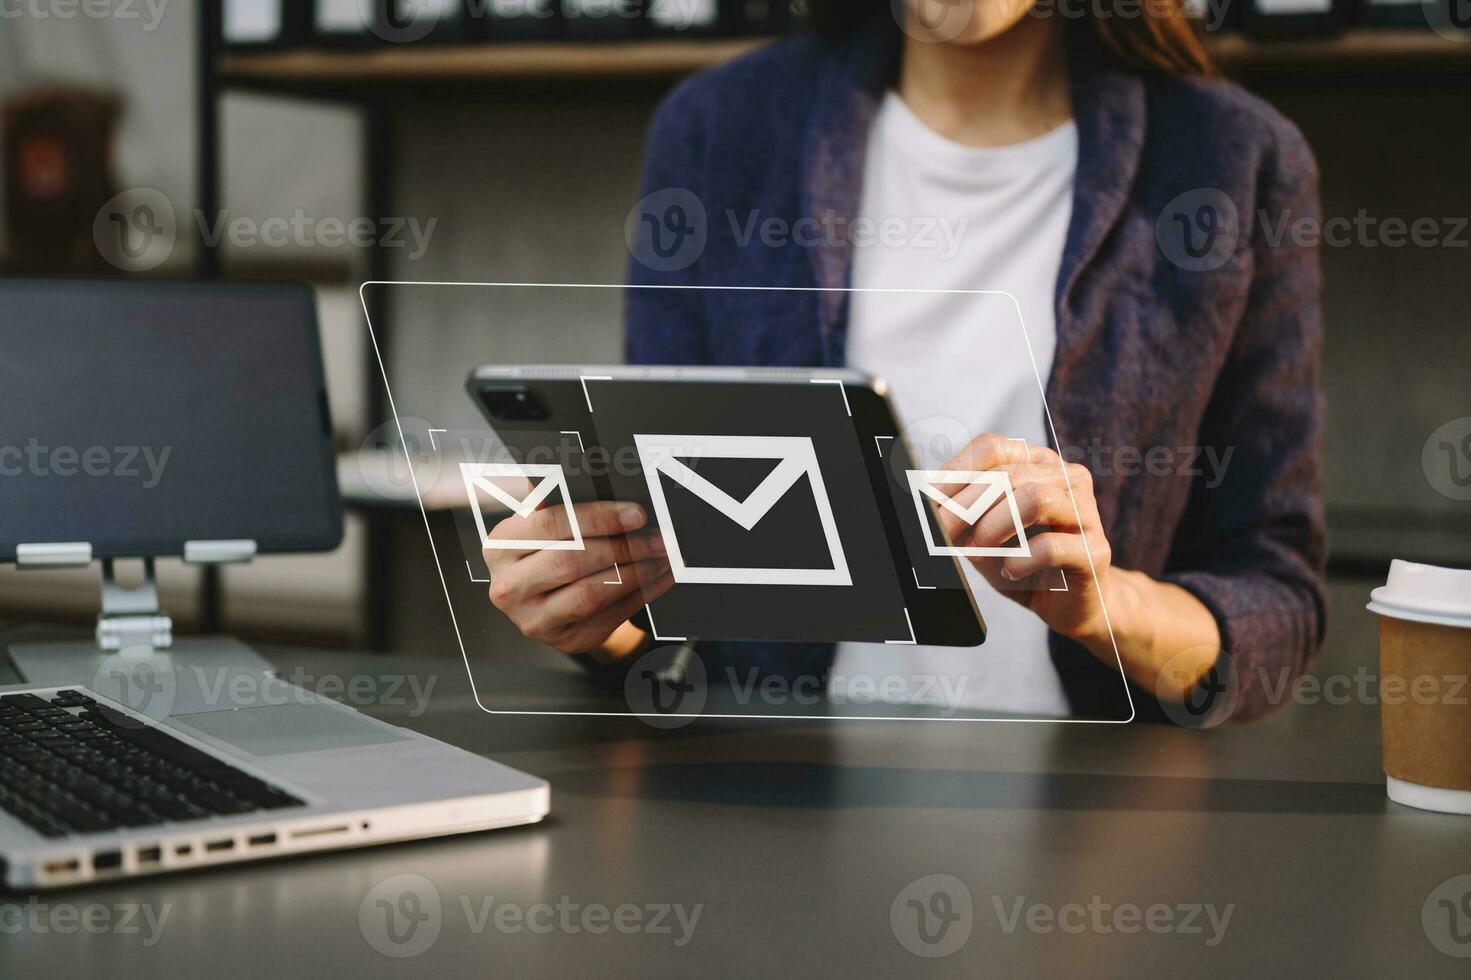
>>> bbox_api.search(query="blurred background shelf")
[1207,28,1471,74]
[214,30,1471,94]
[216,38,770,92]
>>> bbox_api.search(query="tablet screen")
[464,369,985,647]
[0,279,342,560]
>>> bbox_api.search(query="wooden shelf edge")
[217,38,773,85]
[1206,27,1471,72]
[214,30,1470,89]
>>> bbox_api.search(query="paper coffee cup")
[1367,560,1471,815]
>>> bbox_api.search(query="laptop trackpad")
[172,702,411,757]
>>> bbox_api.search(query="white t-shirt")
[832,92,1078,716]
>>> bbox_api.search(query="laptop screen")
[0,279,342,560]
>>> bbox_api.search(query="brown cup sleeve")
[1379,616,1471,791]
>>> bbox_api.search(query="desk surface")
[1,637,1468,979]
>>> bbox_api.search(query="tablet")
[0,279,342,562]
[465,365,986,648]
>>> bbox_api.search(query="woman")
[483,0,1327,723]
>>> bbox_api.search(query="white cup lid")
[1367,559,1471,628]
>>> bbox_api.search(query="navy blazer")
[623,20,1327,723]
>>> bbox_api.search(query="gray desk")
[2,629,1469,979]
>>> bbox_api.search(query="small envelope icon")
[906,469,1031,558]
[635,433,852,586]
[460,462,584,551]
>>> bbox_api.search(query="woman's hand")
[484,500,672,656]
[932,434,1115,653]
[931,434,1220,700]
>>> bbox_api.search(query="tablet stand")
[6,540,278,704]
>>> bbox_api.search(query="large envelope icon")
[460,462,584,551]
[634,433,852,586]
[906,469,1031,558]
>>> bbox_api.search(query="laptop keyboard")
[0,690,304,838]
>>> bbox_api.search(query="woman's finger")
[497,529,666,602]
[957,479,1083,548]
[999,530,1107,582]
[539,555,672,628]
[487,499,648,555]
[939,433,1048,473]
[558,568,678,655]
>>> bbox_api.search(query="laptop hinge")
[97,558,173,651]
[15,542,94,568]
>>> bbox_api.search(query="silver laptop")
[0,664,547,889]
[0,279,548,888]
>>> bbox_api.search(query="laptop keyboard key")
[0,689,306,841]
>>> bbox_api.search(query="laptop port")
[289,824,349,840]
[136,846,162,865]
[247,833,277,847]
[175,844,193,858]
[93,850,123,872]
[205,838,235,853]
[42,858,80,875]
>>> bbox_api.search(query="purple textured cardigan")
[623,21,1327,723]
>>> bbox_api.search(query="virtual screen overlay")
[361,283,1132,724]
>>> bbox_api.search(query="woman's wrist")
[1081,567,1146,661]
[1086,569,1219,699]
